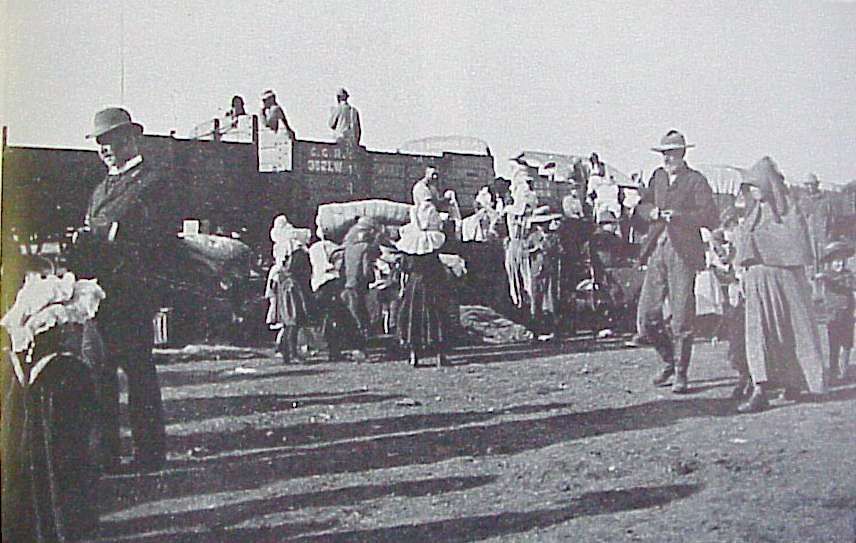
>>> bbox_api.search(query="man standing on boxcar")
[329,87,362,147]
[632,130,717,393]
[75,107,177,472]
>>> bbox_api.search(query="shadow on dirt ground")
[101,475,498,538]
[288,484,700,543]
[104,397,730,510]
[158,367,330,388]
[104,483,699,542]
[163,391,404,423]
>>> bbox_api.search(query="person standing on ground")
[342,217,380,362]
[815,241,855,383]
[801,173,834,273]
[266,238,312,363]
[74,107,176,472]
[309,227,348,362]
[734,156,826,412]
[528,214,564,340]
[328,87,362,146]
[396,206,450,367]
[632,130,718,393]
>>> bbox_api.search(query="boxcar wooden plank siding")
[1,135,495,255]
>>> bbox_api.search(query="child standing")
[816,241,855,382]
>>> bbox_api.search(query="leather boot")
[672,366,689,394]
[738,384,769,413]
[671,336,693,394]
[729,374,751,400]
[436,352,450,368]
[652,365,675,387]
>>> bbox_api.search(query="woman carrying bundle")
[266,216,312,363]
[397,170,451,367]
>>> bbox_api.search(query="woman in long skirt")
[2,268,105,542]
[734,157,825,412]
[266,241,312,363]
[396,215,449,367]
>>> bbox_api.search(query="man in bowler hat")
[75,107,177,472]
[632,130,717,393]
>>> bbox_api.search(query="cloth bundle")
[316,200,411,241]
[1,272,105,385]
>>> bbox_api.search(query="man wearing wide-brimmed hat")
[74,107,177,472]
[631,130,717,393]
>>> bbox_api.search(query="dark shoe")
[652,366,675,387]
[737,386,769,413]
[436,353,450,368]
[625,334,648,348]
[671,368,689,394]
[781,387,801,402]
[729,376,751,400]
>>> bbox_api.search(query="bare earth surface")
[86,336,856,543]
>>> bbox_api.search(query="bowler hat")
[261,89,276,101]
[86,107,143,139]
[336,87,349,98]
[651,130,695,153]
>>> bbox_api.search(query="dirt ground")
[86,334,856,543]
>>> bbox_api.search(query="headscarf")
[734,157,813,268]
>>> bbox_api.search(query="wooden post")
[251,115,259,171]
[213,118,221,142]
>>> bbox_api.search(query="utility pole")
[120,0,126,103]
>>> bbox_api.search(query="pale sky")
[2,0,855,183]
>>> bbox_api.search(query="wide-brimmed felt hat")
[86,107,143,139]
[261,89,276,101]
[336,87,349,98]
[651,130,695,153]
[822,240,854,262]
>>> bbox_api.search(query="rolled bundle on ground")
[316,199,412,242]
[176,233,253,282]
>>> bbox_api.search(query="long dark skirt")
[397,253,448,351]
[1,328,101,542]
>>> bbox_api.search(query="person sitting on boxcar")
[228,95,246,122]
[260,89,296,139]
